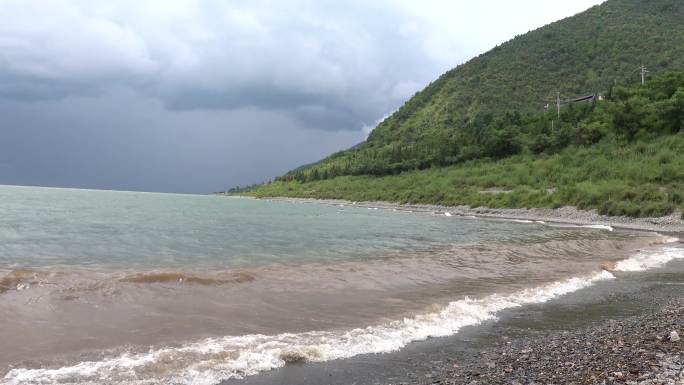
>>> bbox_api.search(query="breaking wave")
[613,246,684,272]
[0,269,48,294]
[3,270,615,385]
[0,269,257,296]
[581,224,614,231]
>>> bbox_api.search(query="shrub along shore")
[248,133,684,220]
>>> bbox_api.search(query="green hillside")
[252,71,684,218]
[246,0,684,217]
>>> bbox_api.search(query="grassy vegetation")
[251,134,684,218]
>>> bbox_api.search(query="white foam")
[581,224,614,231]
[546,223,615,231]
[510,219,534,224]
[661,236,680,244]
[3,271,615,385]
[613,247,684,272]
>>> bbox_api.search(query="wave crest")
[613,247,684,272]
[0,269,45,294]
[119,271,255,285]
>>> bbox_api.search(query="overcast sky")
[0,0,604,193]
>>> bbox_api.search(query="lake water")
[0,185,681,385]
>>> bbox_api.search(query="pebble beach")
[438,300,683,385]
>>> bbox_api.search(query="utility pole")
[640,64,649,85]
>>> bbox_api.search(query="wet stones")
[433,300,684,385]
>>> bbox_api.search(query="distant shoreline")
[238,195,684,235]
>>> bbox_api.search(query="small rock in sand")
[669,331,680,342]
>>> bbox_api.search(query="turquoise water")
[0,184,589,269]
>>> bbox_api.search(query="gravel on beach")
[435,300,683,385]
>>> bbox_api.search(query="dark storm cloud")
[0,91,363,193]
[163,86,363,130]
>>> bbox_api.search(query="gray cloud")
[0,0,605,131]
[0,1,417,130]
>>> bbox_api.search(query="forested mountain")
[245,0,684,218]
[275,0,684,181]
[253,71,684,217]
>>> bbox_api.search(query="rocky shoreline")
[436,299,683,385]
[254,197,684,234]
